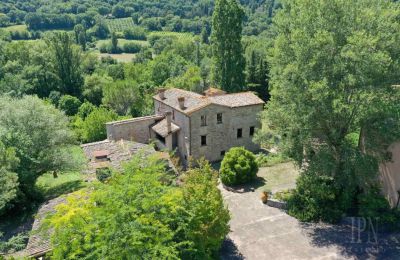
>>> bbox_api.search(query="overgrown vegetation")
[42,155,230,259]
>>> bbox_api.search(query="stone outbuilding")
[106,88,265,165]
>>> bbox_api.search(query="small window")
[201,135,207,146]
[217,113,223,124]
[172,110,175,120]
[220,150,225,157]
[201,115,207,126]
[250,126,255,136]
[237,128,242,139]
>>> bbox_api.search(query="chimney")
[178,96,185,110]
[165,111,172,133]
[158,88,166,100]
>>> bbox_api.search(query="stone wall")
[379,142,400,208]
[106,115,164,143]
[154,100,191,164]
[190,104,263,162]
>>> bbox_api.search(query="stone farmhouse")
[106,88,265,165]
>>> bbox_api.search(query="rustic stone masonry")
[107,88,265,165]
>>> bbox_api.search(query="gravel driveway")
[219,184,400,260]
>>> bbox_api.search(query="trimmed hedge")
[219,147,258,186]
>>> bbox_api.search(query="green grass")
[36,146,87,200]
[0,146,87,253]
[148,31,194,40]
[106,18,135,33]
[96,39,149,49]
[255,152,292,167]
[2,24,27,32]
[256,162,299,193]
[98,53,137,63]
[36,171,87,200]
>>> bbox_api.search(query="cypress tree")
[211,0,246,93]
[247,50,258,84]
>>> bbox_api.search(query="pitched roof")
[152,119,180,137]
[208,92,265,107]
[203,87,227,97]
[81,140,155,175]
[153,88,264,115]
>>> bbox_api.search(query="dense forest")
[0,0,280,35]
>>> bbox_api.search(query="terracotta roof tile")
[209,92,265,107]
[153,88,264,115]
[151,119,180,137]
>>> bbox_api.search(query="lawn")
[256,162,300,193]
[2,24,27,32]
[98,53,136,62]
[36,171,87,200]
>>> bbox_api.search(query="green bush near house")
[220,147,258,186]
[81,107,118,142]
[358,188,400,226]
[286,172,351,223]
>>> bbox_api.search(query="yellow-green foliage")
[43,155,230,259]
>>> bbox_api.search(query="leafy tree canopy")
[0,96,79,210]
[262,0,400,222]
[43,155,230,259]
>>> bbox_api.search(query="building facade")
[106,88,264,164]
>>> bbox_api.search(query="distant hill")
[0,0,281,36]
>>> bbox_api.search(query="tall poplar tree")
[46,32,83,97]
[211,0,246,92]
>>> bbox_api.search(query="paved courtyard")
[219,185,400,260]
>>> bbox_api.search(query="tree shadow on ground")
[220,237,245,260]
[40,180,86,200]
[300,222,400,259]
[223,176,266,193]
[0,206,37,242]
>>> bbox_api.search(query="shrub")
[58,95,82,116]
[357,188,399,226]
[77,101,96,119]
[219,147,258,186]
[48,91,61,106]
[99,43,109,53]
[121,42,141,53]
[96,167,112,183]
[123,27,146,40]
[286,171,353,223]
[0,232,28,254]
[82,107,118,142]
[274,189,294,202]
